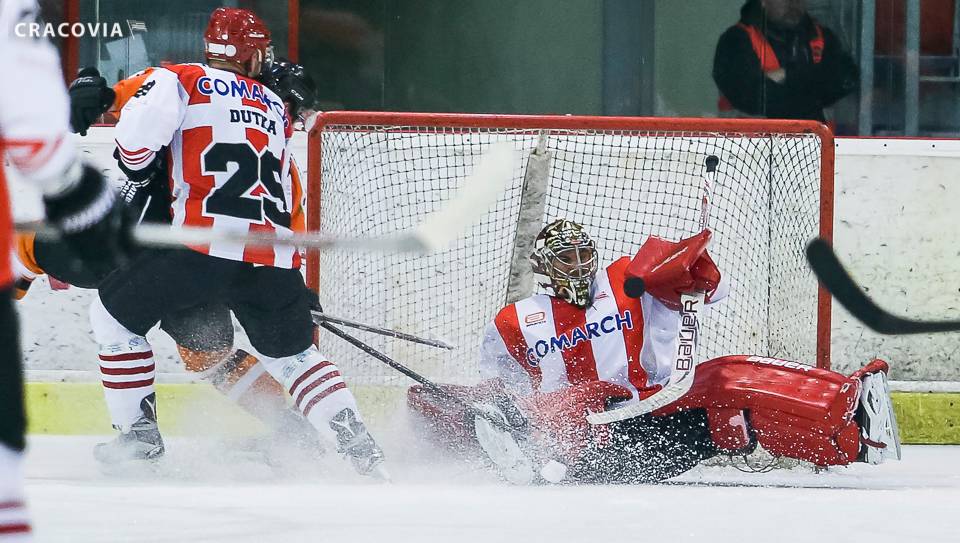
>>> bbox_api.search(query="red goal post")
[306,112,834,382]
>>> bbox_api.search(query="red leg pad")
[407,383,486,452]
[654,355,863,465]
[750,409,861,465]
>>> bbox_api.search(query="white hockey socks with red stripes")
[0,445,31,541]
[261,346,362,444]
[90,297,156,430]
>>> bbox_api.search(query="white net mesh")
[311,118,828,399]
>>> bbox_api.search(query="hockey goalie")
[408,219,902,484]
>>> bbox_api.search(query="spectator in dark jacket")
[712,0,858,122]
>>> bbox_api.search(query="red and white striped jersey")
[0,0,79,288]
[114,63,300,268]
[480,255,728,400]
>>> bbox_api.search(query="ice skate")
[275,408,326,457]
[854,360,902,464]
[329,408,389,480]
[93,394,165,465]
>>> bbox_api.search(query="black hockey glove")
[43,164,132,277]
[69,67,116,136]
[113,146,167,188]
[306,289,323,314]
[118,180,143,206]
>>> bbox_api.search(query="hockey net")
[307,113,834,416]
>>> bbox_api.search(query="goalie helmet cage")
[306,112,834,395]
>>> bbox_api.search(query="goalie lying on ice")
[408,219,902,484]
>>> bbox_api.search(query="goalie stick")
[310,310,454,350]
[807,237,960,334]
[588,154,719,425]
[18,142,515,253]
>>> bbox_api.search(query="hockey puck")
[539,460,568,483]
[705,155,720,172]
[623,277,646,298]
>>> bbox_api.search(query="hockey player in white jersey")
[1,0,130,538]
[87,7,387,478]
[409,219,901,483]
[7,57,325,460]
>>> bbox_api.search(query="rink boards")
[19,379,960,444]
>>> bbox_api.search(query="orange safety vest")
[718,22,825,112]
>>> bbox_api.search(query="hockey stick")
[588,155,719,425]
[318,321,451,396]
[807,237,960,334]
[310,310,454,350]
[19,142,515,253]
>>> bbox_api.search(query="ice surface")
[23,437,960,543]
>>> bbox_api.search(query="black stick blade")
[806,238,960,334]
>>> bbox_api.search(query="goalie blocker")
[408,221,901,483]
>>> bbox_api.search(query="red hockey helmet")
[203,8,273,77]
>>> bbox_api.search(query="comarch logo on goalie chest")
[525,311,634,366]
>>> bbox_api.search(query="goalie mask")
[530,219,599,308]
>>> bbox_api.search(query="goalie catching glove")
[623,229,722,308]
